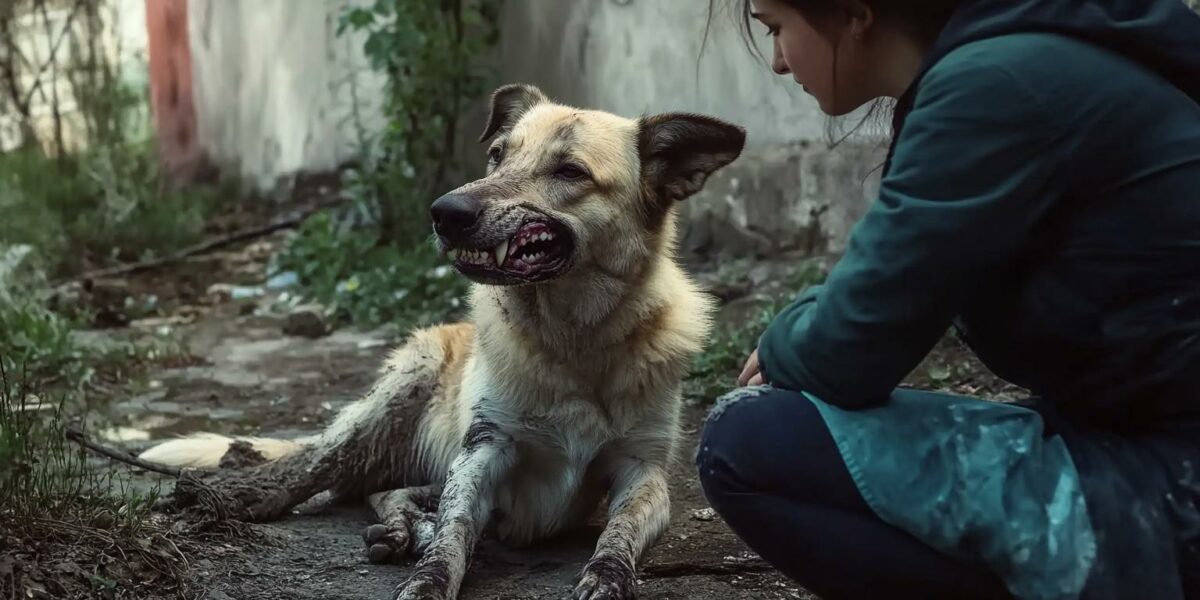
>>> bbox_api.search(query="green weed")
[272,0,500,333]
[272,212,469,330]
[0,143,233,279]
[685,263,828,402]
[0,365,192,599]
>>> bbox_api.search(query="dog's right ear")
[479,84,549,143]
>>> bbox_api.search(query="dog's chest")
[488,402,622,545]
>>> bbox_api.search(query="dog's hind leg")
[390,413,516,600]
[165,329,454,522]
[363,483,443,563]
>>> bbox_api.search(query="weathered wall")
[186,0,388,190]
[461,0,887,258]
[145,0,199,181]
[184,0,888,256]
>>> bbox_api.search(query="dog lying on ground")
[138,83,746,600]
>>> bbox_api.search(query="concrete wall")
[186,0,388,190]
[464,0,887,258]
[186,0,887,257]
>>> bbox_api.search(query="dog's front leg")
[574,460,671,600]
[391,415,514,600]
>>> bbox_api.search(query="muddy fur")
[140,83,746,600]
[217,440,268,468]
[575,555,638,600]
[365,484,442,562]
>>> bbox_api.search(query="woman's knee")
[696,385,846,506]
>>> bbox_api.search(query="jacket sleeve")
[756,52,1072,408]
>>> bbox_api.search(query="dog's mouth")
[447,219,574,285]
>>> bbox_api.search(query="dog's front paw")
[573,556,637,600]
[363,513,437,563]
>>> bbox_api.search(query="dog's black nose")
[431,193,483,240]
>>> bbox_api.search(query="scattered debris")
[265,271,299,290]
[691,507,718,522]
[723,551,764,566]
[283,304,333,338]
[51,201,341,290]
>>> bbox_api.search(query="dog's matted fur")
[139,83,746,600]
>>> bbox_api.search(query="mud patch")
[218,440,268,468]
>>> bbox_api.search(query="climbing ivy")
[336,0,503,243]
[273,0,502,329]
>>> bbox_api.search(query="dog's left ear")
[479,83,549,143]
[638,113,747,203]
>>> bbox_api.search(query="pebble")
[284,304,332,338]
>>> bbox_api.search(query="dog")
[138,83,746,600]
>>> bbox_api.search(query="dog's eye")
[555,164,589,181]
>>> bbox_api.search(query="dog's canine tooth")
[495,240,509,266]
[449,249,459,261]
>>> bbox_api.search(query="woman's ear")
[842,0,875,40]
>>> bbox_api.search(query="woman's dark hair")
[703,0,963,149]
[730,0,962,51]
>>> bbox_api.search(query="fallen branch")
[54,200,338,289]
[65,426,197,478]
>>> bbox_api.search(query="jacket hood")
[885,0,1200,171]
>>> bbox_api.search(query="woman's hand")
[738,349,764,387]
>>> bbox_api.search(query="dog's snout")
[431,193,483,240]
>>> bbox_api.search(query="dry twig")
[64,427,199,478]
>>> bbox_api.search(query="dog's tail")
[138,432,312,469]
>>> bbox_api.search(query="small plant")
[270,0,502,332]
[0,364,192,599]
[686,263,828,401]
[687,297,787,401]
[336,0,503,244]
[0,248,86,387]
[273,212,469,330]
[0,141,233,278]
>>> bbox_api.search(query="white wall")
[457,0,887,257]
[187,0,388,190]
[186,0,885,256]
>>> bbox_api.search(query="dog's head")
[431,84,746,286]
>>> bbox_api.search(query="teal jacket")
[757,28,1200,430]
[755,3,1200,595]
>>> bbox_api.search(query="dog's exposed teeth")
[495,240,509,266]
[459,249,492,265]
[448,248,459,261]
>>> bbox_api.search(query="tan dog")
[139,83,746,600]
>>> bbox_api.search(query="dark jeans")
[695,387,1013,600]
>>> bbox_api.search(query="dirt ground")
[67,186,1020,599]
[97,295,813,600]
